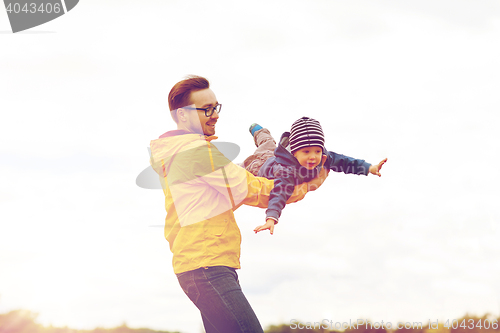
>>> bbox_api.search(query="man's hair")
[168,75,210,123]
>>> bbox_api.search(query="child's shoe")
[249,123,263,137]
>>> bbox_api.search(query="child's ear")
[320,154,327,166]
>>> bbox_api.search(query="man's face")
[184,88,219,136]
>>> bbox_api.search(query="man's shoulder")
[150,133,212,173]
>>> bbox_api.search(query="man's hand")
[254,218,276,235]
[369,158,388,177]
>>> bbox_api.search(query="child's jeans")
[243,128,276,176]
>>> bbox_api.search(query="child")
[242,117,387,234]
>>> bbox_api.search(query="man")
[149,75,327,333]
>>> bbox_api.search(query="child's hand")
[369,158,388,177]
[254,218,276,235]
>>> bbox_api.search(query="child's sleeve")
[325,151,372,176]
[265,173,296,222]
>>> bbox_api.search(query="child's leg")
[243,127,276,176]
[253,128,276,154]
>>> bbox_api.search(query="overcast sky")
[1,1,500,333]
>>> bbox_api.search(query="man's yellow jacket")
[150,130,309,274]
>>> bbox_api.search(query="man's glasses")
[184,104,222,117]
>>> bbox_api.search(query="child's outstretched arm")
[253,156,329,235]
[368,158,388,177]
[325,151,387,177]
[254,218,277,234]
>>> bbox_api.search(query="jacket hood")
[149,130,216,180]
[274,132,302,167]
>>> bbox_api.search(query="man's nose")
[210,111,219,119]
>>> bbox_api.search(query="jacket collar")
[158,130,218,142]
[159,129,191,138]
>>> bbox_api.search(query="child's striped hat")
[289,117,325,154]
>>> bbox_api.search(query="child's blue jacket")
[257,131,372,221]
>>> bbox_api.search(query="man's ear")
[177,104,195,122]
[176,108,186,122]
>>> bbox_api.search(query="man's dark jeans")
[176,266,264,333]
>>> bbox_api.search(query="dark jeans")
[176,266,264,333]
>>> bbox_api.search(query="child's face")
[293,146,323,170]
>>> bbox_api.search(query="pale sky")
[1,1,500,333]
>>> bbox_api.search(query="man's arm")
[200,143,328,210]
[243,153,329,208]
